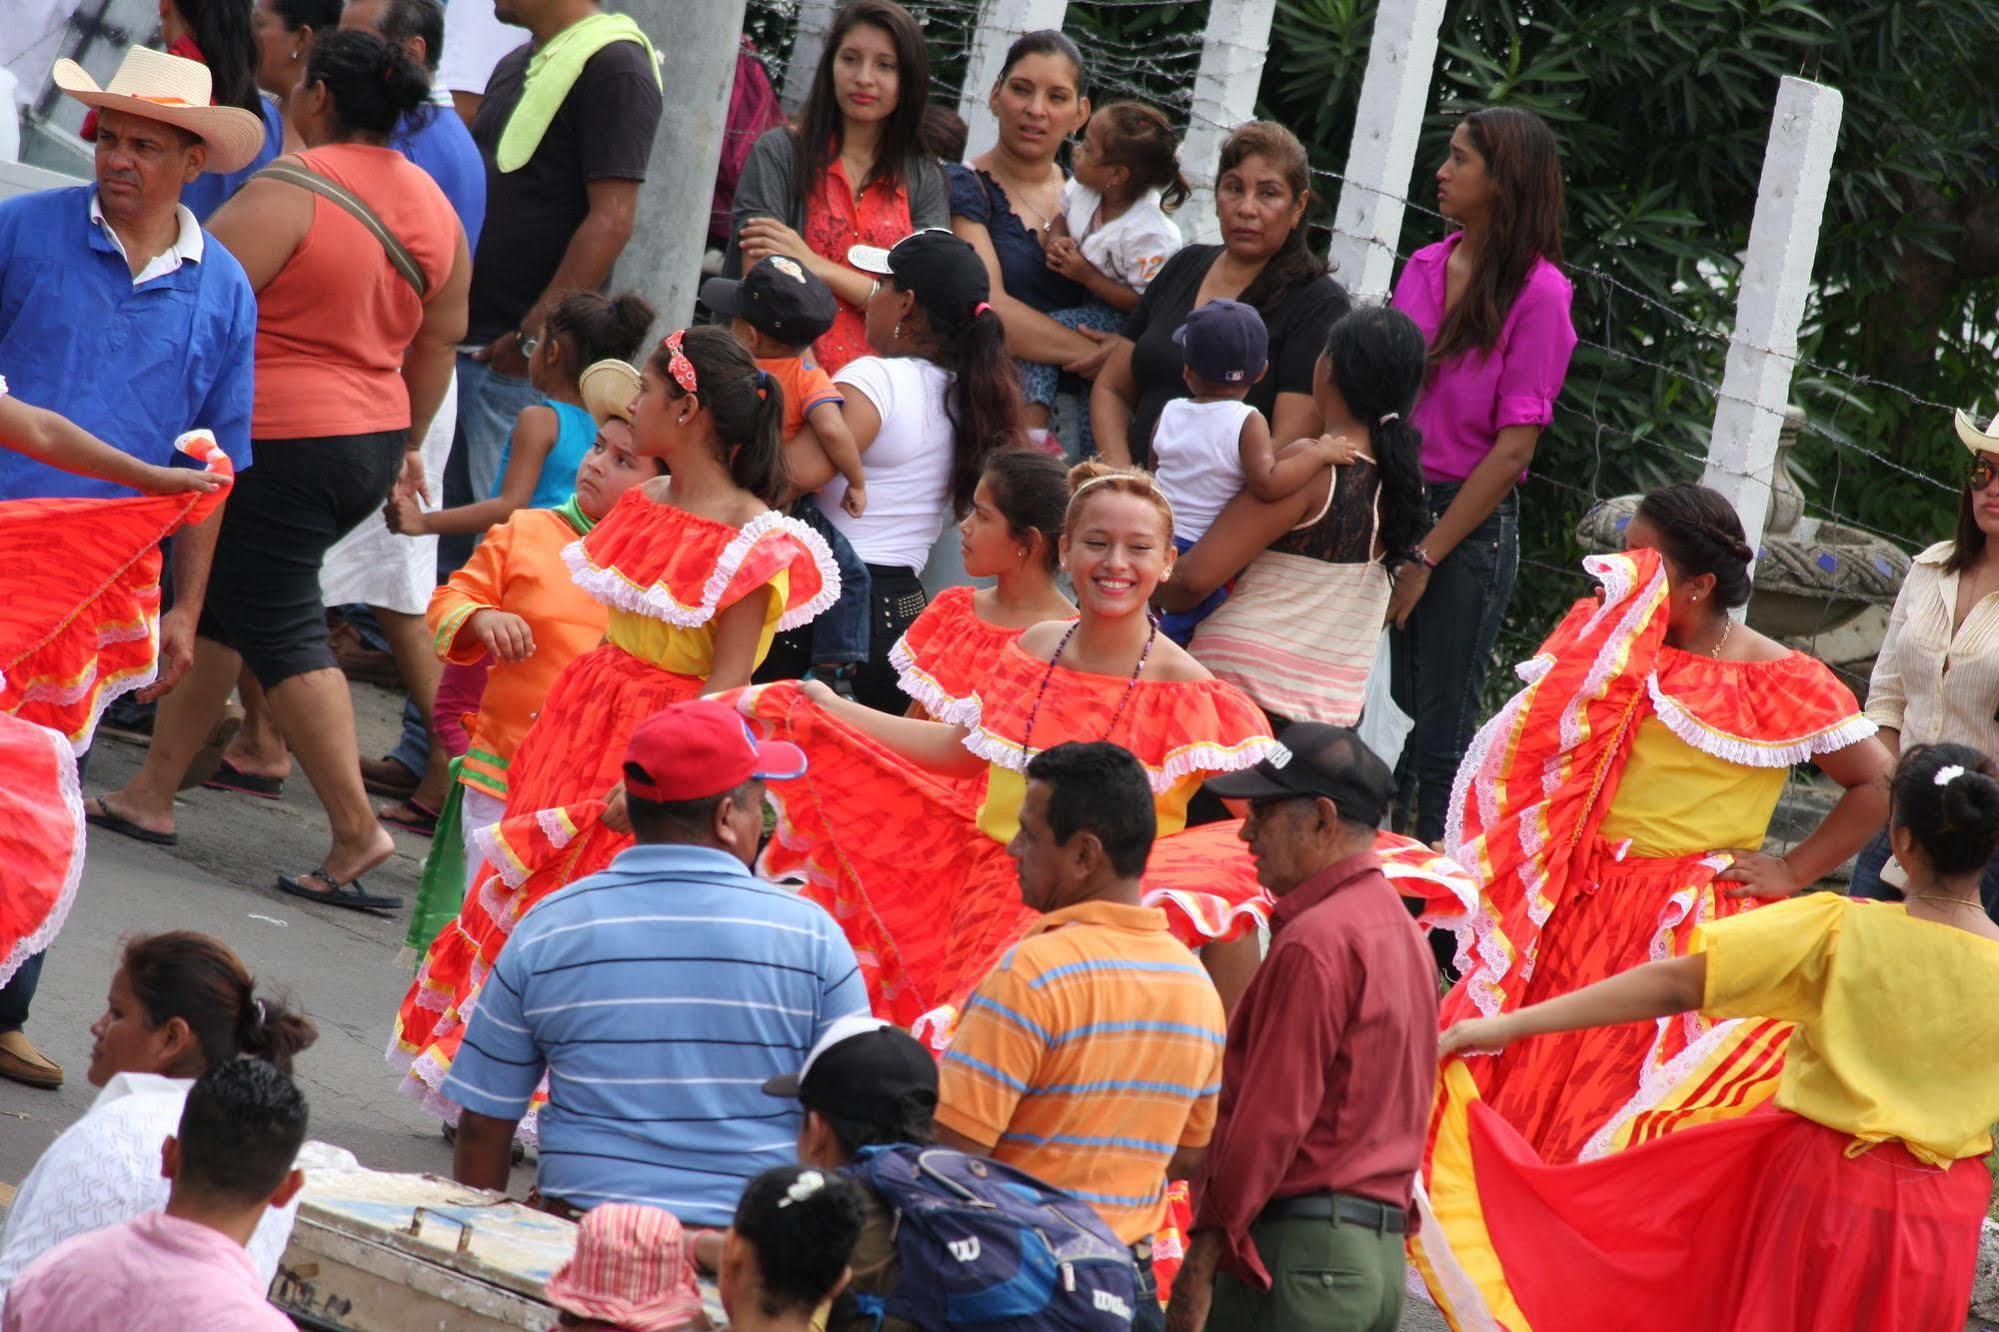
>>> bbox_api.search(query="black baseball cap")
[762,1016,939,1124]
[700,256,838,347]
[848,229,990,332]
[1206,723,1395,827]
[1174,298,1269,385]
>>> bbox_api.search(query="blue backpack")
[844,1145,1141,1330]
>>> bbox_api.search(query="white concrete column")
[611,0,750,329]
[1180,0,1278,244]
[1700,76,1844,578]
[779,0,840,115]
[957,0,1069,161]
[1326,0,1445,300]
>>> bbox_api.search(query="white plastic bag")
[1355,635,1413,770]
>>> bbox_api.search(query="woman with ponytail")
[0,932,317,1290]
[1408,484,1894,1314]
[392,326,841,1123]
[758,229,1025,711]
[1162,305,1430,729]
[1422,742,1998,1331]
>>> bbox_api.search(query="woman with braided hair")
[1419,483,1891,1177]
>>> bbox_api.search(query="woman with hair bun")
[392,325,842,1122]
[737,462,1473,1026]
[0,931,317,1290]
[1423,741,1999,1331]
[721,1166,867,1331]
[1419,482,1891,1184]
[94,28,472,909]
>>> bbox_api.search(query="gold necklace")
[1906,892,1984,912]
[1708,617,1733,659]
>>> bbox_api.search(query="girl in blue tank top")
[387,291,656,540]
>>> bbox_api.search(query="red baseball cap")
[624,698,807,802]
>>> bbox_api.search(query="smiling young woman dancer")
[739,463,1472,1029]
[391,328,839,1117]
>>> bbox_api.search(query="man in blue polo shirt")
[0,46,258,1093]
[444,698,870,1224]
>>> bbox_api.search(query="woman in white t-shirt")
[0,932,317,1292]
[761,230,1026,711]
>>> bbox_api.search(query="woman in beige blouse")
[1855,406,1999,918]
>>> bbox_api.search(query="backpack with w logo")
[844,1145,1141,1331]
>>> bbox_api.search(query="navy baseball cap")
[1206,723,1395,827]
[700,256,838,347]
[1174,298,1269,385]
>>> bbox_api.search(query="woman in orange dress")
[891,447,1074,725]
[1421,740,1998,1332]
[391,328,840,1116]
[1419,483,1890,1194]
[740,463,1474,1031]
[0,388,229,987]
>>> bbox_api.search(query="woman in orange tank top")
[94,30,471,913]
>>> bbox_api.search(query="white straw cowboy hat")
[54,47,264,175]
[580,359,643,426]
[1957,407,1999,457]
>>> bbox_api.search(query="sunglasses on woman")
[1970,456,1998,491]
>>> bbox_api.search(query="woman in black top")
[1091,121,1349,465]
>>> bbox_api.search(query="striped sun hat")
[544,1204,706,1332]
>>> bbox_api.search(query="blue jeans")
[1131,1245,1164,1332]
[1391,484,1519,844]
[0,950,44,1034]
[1849,830,1999,921]
[796,502,870,667]
[442,352,543,571]
[1159,534,1228,645]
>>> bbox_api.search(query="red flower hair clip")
[662,329,699,395]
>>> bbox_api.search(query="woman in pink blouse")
[1388,106,1576,852]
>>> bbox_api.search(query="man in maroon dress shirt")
[1167,725,1440,1332]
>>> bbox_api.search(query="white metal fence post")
[1326,0,1446,300]
[1701,76,1844,581]
[1180,0,1278,244]
[779,0,841,115]
[958,0,1070,160]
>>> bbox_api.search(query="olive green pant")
[1205,1215,1405,1332]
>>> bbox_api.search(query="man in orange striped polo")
[934,742,1228,1332]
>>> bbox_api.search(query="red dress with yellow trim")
[889,585,1053,725]
[0,428,232,987]
[391,490,837,1114]
[736,640,1477,1030]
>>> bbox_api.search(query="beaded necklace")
[1018,618,1157,760]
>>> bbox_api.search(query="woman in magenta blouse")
[1388,106,1576,850]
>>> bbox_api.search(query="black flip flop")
[203,760,285,800]
[276,869,400,914]
[84,797,178,846]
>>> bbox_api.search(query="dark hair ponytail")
[547,291,656,371]
[732,1166,867,1318]
[1891,743,1999,877]
[1635,483,1756,608]
[982,446,1069,572]
[655,325,788,506]
[172,0,262,116]
[306,28,429,138]
[122,931,318,1077]
[1321,306,1428,562]
[937,306,1024,515]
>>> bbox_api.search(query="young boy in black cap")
[702,257,873,695]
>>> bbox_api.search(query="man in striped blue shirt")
[444,700,869,1225]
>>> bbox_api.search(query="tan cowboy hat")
[1956,407,1999,457]
[54,47,264,176]
[580,359,643,427]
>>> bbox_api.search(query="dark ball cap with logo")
[1174,297,1269,385]
[763,1016,939,1126]
[1205,723,1394,827]
[699,255,838,348]
[848,229,991,334]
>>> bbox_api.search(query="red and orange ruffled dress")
[0,428,232,986]
[392,490,837,1113]
[889,585,1045,726]
[1413,547,1888,1324]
